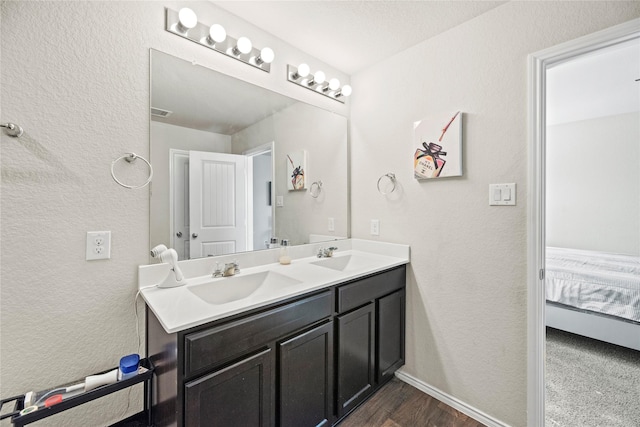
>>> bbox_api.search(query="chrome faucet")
[317,247,338,258]
[212,261,240,278]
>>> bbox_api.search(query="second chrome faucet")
[317,247,338,258]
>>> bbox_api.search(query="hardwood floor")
[114,378,485,427]
[338,378,486,427]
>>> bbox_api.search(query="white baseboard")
[394,370,511,427]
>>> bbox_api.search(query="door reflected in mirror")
[150,50,348,260]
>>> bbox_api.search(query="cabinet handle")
[192,233,198,239]
[176,231,183,238]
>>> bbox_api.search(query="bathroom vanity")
[141,241,409,427]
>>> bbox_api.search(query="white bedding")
[545,247,640,323]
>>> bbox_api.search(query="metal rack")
[0,359,154,427]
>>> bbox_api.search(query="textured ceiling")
[213,1,506,74]
[151,50,297,134]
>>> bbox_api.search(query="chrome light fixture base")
[287,65,349,103]
[165,8,272,73]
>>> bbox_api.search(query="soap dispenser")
[279,239,291,265]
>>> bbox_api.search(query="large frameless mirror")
[150,49,348,260]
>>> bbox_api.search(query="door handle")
[192,233,198,239]
[176,231,183,238]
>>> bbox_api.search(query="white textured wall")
[0,2,348,426]
[546,113,640,256]
[349,2,640,426]
[231,102,349,245]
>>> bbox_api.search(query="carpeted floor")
[546,327,640,427]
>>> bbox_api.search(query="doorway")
[244,142,275,251]
[527,18,640,426]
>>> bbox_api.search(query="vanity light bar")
[165,8,274,73]
[286,64,352,103]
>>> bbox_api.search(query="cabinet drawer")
[184,291,332,377]
[337,266,405,313]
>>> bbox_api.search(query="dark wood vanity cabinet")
[376,289,406,384]
[335,266,406,420]
[147,265,406,427]
[279,321,334,427]
[336,303,375,418]
[184,348,273,427]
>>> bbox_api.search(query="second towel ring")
[377,173,396,195]
[310,181,323,198]
[111,153,153,189]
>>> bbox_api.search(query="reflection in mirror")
[150,50,348,260]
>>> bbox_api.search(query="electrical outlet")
[370,219,380,236]
[328,217,335,232]
[86,231,111,261]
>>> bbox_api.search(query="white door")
[189,151,248,258]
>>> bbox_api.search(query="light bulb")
[208,24,226,44]
[313,71,326,85]
[340,84,353,97]
[177,8,197,33]
[236,37,253,55]
[258,47,275,64]
[297,63,310,78]
[329,78,340,91]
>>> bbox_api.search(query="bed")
[545,247,640,351]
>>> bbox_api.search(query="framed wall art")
[413,111,462,180]
[287,150,307,190]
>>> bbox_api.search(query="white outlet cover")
[86,231,111,260]
[371,219,380,236]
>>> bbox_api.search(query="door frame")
[526,18,640,427]
[169,148,190,259]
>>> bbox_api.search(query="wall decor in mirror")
[150,50,348,260]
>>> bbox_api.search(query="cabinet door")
[279,321,334,427]
[184,348,273,427]
[377,289,405,384]
[336,303,375,418]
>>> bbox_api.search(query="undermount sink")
[311,254,374,272]
[188,271,302,305]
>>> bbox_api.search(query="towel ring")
[310,181,323,198]
[377,173,396,195]
[1,123,23,138]
[111,153,153,189]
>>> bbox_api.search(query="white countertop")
[139,240,410,334]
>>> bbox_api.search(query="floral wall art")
[413,111,462,179]
[287,150,307,190]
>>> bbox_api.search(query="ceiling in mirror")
[151,53,297,134]
[150,50,349,261]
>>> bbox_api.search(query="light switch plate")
[489,183,516,206]
[276,196,284,207]
[328,217,335,232]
